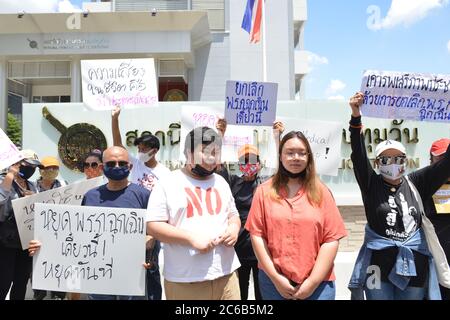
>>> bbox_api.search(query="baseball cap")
[134,134,160,150]
[238,144,259,159]
[430,138,450,156]
[375,140,406,157]
[20,149,41,167]
[39,156,60,168]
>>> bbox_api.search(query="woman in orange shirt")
[245,131,347,300]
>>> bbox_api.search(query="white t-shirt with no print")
[146,169,241,282]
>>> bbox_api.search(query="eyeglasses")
[376,155,407,165]
[283,151,309,159]
[104,161,129,168]
[83,162,100,169]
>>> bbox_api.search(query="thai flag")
[241,0,263,43]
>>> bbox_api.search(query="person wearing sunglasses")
[81,150,104,180]
[424,138,450,300]
[29,146,152,300]
[147,126,241,300]
[347,92,450,300]
[111,106,167,301]
[0,149,40,300]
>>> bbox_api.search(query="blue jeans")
[146,241,162,300]
[258,270,336,300]
[364,281,426,300]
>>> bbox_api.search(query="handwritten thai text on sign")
[225,80,278,126]
[12,177,103,250]
[0,128,23,171]
[360,70,450,122]
[32,204,146,296]
[81,58,158,110]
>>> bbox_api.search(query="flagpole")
[262,0,267,82]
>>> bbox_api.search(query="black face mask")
[19,165,36,180]
[279,163,304,179]
[191,164,216,177]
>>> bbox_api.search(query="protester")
[81,149,104,180]
[147,126,241,300]
[0,150,40,300]
[246,131,347,300]
[425,138,450,300]
[347,92,450,300]
[29,146,151,300]
[111,105,167,300]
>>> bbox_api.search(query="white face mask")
[138,150,155,163]
[379,164,405,180]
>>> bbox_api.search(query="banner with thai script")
[180,105,254,162]
[32,203,146,296]
[360,70,450,122]
[0,128,23,171]
[81,58,158,110]
[225,80,278,126]
[266,118,343,176]
[12,176,104,250]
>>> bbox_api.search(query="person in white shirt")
[147,126,241,300]
[111,105,169,300]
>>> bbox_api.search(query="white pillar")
[70,57,82,102]
[0,58,7,131]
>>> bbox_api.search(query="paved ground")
[15,251,354,300]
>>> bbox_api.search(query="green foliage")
[6,112,21,147]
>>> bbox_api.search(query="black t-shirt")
[229,174,268,262]
[350,116,450,286]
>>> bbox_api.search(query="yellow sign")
[433,184,450,214]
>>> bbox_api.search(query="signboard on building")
[81,58,158,110]
[360,70,450,122]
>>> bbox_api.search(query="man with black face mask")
[0,149,40,300]
[147,126,242,300]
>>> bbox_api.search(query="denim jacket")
[348,225,441,300]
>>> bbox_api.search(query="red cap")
[430,138,450,156]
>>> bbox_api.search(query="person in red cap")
[425,138,450,300]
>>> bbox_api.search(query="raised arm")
[111,105,125,148]
[273,121,285,152]
[349,92,375,192]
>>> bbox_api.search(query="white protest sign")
[32,203,146,296]
[0,128,23,171]
[180,106,254,162]
[12,176,103,250]
[266,118,343,176]
[81,58,158,110]
[225,80,278,126]
[360,70,450,122]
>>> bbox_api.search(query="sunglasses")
[376,155,407,165]
[104,161,129,168]
[83,162,100,169]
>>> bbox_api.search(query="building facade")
[0,0,309,131]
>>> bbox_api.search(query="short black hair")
[184,127,222,156]
[134,134,160,150]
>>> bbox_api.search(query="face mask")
[239,163,260,177]
[19,165,36,180]
[40,169,59,181]
[138,150,155,163]
[191,164,216,177]
[103,166,130,181]
[379,164,405,180]
[279,163,304,179]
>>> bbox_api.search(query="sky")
[0,0,448,101]
[303,0,450,100]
